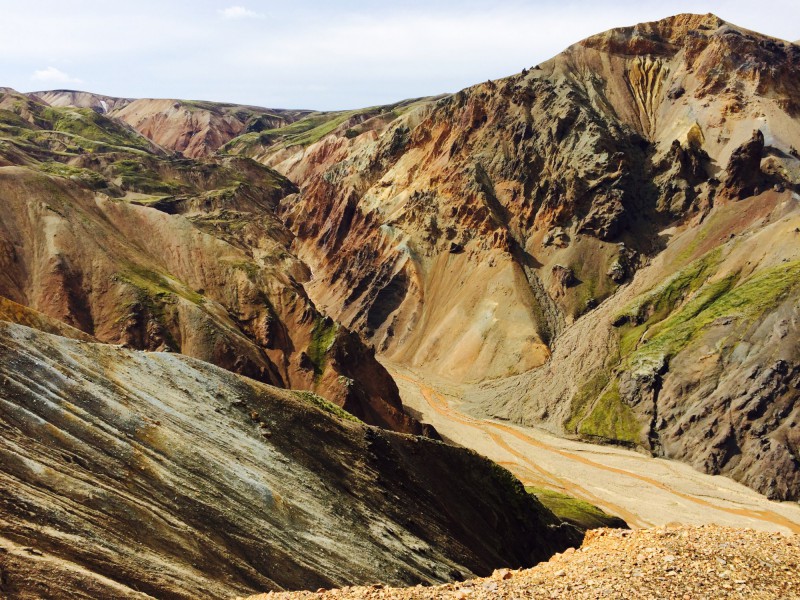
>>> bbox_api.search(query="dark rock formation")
[722,130,767,200]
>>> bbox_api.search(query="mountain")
[29,90,312,158]
[0,321,578,599]
[0,87,428,435]
[30,89,134,113]
[222,14,800,499]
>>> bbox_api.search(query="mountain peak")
[577,13,728,55]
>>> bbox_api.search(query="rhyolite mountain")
[1,9,799,599]
[221,13,800,500]
[31,89,312,158]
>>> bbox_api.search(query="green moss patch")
[223,97,432,156]
[39,161,109,190]
[621,260,800,373]
[587,257,800,448]
[576,380,640,444]
[525,486,628,531]
[564,370,609,433]
[111,159,183,194]
[626,274,737,371]
[614,248,722,327]
[118,265,205,307]
[294,390,362,423]
[0,108,36,131]
[307,317,338,377]
[41,107,152,152]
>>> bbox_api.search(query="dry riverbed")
[386,363,800,534]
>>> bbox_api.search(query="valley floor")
[384,363,800,535]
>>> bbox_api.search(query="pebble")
[246,526,800,600]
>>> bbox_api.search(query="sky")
[1,1,798,111]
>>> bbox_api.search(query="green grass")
[41,107,153,152]
[525,487,627,531]
[626,274,738,371]
[282,113,355,146]
[294,390,362,423]
[618,321,647,361]
[111,159,183,194]
[671,209,728,266]
[118,265,205,307]
[114,265,207,350]
[0,108,35,131]
[307,317,338,377]
[614,248,723,327]
[583,258,800,447]
[564,371,609,433]
[576,380,640,444]
[621,260,800,374]
[225,111,358,151]
[39,161,109,190]
[222,97,433,155]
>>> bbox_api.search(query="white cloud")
[30,66,82,84]
[219,6,262,20]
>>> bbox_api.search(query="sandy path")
[386,364,800,534]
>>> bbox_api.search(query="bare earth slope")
[0,322,578,599]
[226,14,800,499]
[0,87,425,434]
[247,526,800,600]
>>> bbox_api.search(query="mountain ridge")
[21,13,799,499]
[27,89,314,158]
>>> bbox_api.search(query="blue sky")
[1,1,797,110]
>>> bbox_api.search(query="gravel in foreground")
[243,525,800,600]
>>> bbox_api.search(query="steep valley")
[0,10,799,600]
[388,362,800,535]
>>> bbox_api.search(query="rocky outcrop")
[656,301,800,500]
[0,322,578,599]
[721,130,767,199]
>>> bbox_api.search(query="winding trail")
[387,365,800,534]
